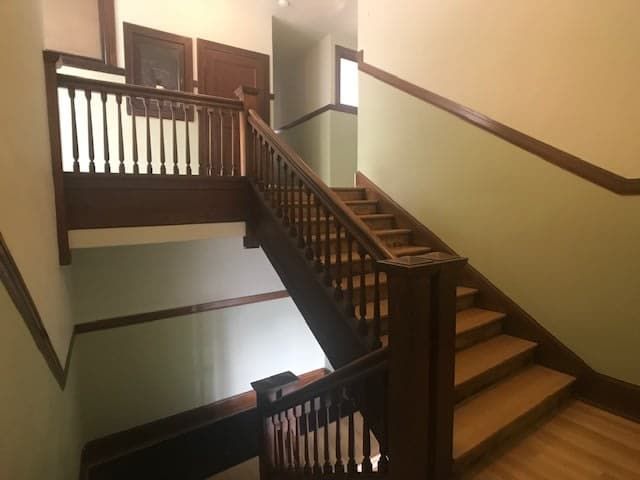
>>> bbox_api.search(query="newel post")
[234,85,260,178]
[43,51,71,265]
[251,371,299,480]
[378,252,467,479]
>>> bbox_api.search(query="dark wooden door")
[197,39,270,176]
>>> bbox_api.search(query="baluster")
[184,104,191,175]
[143,98,152,174]
[293,406,301,472]
[218,109,225,176]
[314,198,323,272]
[130,97,139,174]
[116,94,124,174]
[252,129,258,179]
[378,375,390,473]
[269,149,277,208]
[171,102,179,174]
[358,247,369,334]
[312,397,321,475]
[276,155,283,217]
[158,100,166,175]
[284,410,293,471]
[282,163,290,226]
[322,395,332,474]
[100,92,110,173]
[68,88,79,172]
[305,189,314,259]
[373,268,382,347]
[274,413,283,470]
[303,401,312,475]
[231,111,236,176]
[198,107,206,175]
[323,207,332,286]
[289,170,297,236]
[362,412,373,473]
[85,90,95,173]
[346,233,355,316]
[347,395,357,474]
[334,222,344,299]
[269,415,278,472]
[209,109,215,176]
[333,389,344,474]
[297,180,305,247]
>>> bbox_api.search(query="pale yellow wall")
[0,286,82,480]
[42,0,102,58]
[360,0,640,178]
[358,73,640,384]
[0,0,74,362]
[329,110,358,187]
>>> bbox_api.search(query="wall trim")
[75,290,290,334]
[358,57,640,196]
[356,171,640,422]
[97,0,117,66]
[276,103,357,132]
[0,232,68,387]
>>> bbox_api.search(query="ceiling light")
[277,0,290,6]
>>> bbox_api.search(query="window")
[335,46,359,109]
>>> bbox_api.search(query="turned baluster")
[269,415,278,471]
[207,109,214,175]
[116,94,124,174]
[289,170,297,236]
[85,90,95,173]
[269,149,277,208]
[100,92,110,173]
[373,268,382,347]
[171,102,179,174]
[378,374,390,473]
[274,413,283,470]
[184,104,191,175]
[252,129,258,180]
[346,233,355,316]
[303,401,312,475]
[323,207,332,285]
[314,199,323,272]
[276,155,283,217]
[322,395,332,474]
[285,410,293,471]
[297,180,305,248]
[334,222,344,299]
[218,109,224,176]
[68,88,79,172]
[333,389,344,474]
[358,246,369,335]
[312,398,321,475]
[305,189,314,259]
[362,409,373,473]
[158,100,166,175]
[143,98,152,174]
[293,406,301,472]
[130,97,139,174]
[231,111,236,176]
[346,395,357,474]
[282,163,290,226]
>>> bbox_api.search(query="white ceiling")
[271,0,357,59]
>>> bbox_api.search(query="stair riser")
[453,386,573,475]
[346,203,379,215]
[361,217,396,230]
[456,294,476,312]
[456,321,503,351]
[376,232,412,248]
[455,350,535,403]
[333,189,367,201]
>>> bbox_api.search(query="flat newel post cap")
[251,371,299,395]
[234,85,260,100]
[377,252,468,275]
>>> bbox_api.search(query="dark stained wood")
[97,0,117,66]
[100,92,110,173]
[357,170,640,423]
[75,290,290,334]
[358,58,640,196]
[85,90,95,173]
[43,51,71,265]
[47,49,125,75]
[335,45,359,107]
[275,104,357,132]
[0,233,67,387]
[81,368,327,480]
[63,174,250,229]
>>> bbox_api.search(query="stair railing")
[236,88,468,479]
[252,348,390,479]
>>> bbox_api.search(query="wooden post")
[43,51,71,265]
[378,252,467,479]
[251,371,299,480]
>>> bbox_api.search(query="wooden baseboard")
[80,368,327,480]
[356,171,640,423]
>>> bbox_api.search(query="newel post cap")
[234,85,260,100]
[251,371,299,401]
[377,252,468,277]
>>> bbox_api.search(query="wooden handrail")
[247,110,394,261]
[57,74,244,110]
[263,347,388,416]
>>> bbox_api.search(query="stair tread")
[453,365,576,462]
[390,245,432,256]
[456,308,505,336]
[372,228,412,236]
[344,200,378,205]
[455,335,537,389]
[358,213,395,219]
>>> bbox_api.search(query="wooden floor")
[464,400,640,479]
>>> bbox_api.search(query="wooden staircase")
[330,187,576,475]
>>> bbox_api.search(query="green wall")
[280,110,357,187]
[358,73,640,385]
[0,286,82,480]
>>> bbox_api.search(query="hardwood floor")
[464,400,640,479]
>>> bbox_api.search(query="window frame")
[335,45,359,112]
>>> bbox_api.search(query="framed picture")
[123,22,194,120]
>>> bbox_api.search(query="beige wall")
[360,0,640,178]
[42,0,102,58]
[358,73,640,384]
[0,286,82,480]
[0,0,74,362]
